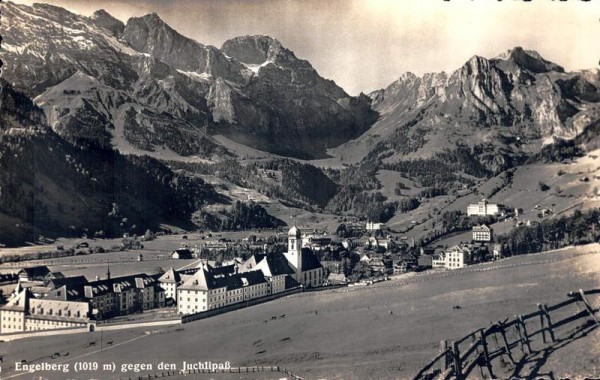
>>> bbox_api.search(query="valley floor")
[0,244,599,379]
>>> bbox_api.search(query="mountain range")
[1,2,375,160]
[1,1,600,245]
[334,48,600,171]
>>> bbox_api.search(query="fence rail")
[413,288,600,380]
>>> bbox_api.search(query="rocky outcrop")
[122,14,245,81]
[92,9,125,37]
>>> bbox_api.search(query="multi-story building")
[157,268,181,304]
[84,280,117,318]
[444,246,472,269]
[366,221,385,231]
[26,298,90,331]
[301,234,334,251]
[1,267,165,333]
[83,273,164,319]
[177,268,269,315]
[467,199,500,216]
[0,289,90,333]
[472,224,493,242]
[0,289,27,333]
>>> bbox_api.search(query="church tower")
[287,226,303,280]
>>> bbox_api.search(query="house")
[472,225,493,242]
[393,260,409,274]
[493,244,503,260]
[18,266,51,282]
[400,252,418,267]
[417,255,433,269]
[341,239,356,250]
[366,221,385,231]
[0,289,27,333]
[237,253,266,272]
[467,199,500,216]
[26,298,90,331]
[44,276,89,301]
[420,246,435,256]
[369,258,393,275]
[377,238,395,250]
[444,246,472,269]
[301,234,334,251]
[327,272,347,284]
[158,268,181,304]
[202,241,228,252]
[432,253,446,268]
[171,248,194,260]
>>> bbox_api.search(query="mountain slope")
[0,81,218,246]
[333,48,600,171]
[1,2,376,160]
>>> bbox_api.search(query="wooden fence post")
[518,315,532,354]
[537,303,547,344]
[579,289,599,325]
[497,321,516,364]
[452,341,463,380]
[478,330,494,379]
[541,304,556,343]
[514,315,531,355]
[440,340,449,374]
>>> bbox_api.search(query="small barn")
[171,248,194,260]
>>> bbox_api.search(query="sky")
[11,0,600,95]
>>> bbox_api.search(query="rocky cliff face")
[338,47,600,171]
[1,2,376,159]
[214,35,377,158]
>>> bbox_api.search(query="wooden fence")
[119,365,304,380]
[413,288,600,380]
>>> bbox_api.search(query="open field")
[1,244,599,380]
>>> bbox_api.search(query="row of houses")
[419,243,502,270]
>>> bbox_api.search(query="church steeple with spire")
[285,226,303,281]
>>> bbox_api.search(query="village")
[0,199,512,335]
